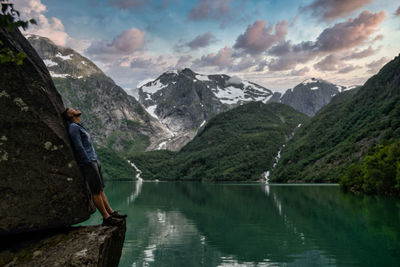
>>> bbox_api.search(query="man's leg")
[92,193,110,219]
[100,190,114,214]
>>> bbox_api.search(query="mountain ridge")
[270,54,400,183]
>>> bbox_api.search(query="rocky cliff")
[0,222,126,267]
[0,28,94,235]
[0,27,125,266]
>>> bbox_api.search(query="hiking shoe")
[102,216,123,226]
[110,211,127,219]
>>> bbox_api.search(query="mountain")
[137,68,274,149]
[268,78,356,116]
[27,35,173,154]
[136,69,356,150]
[129,102,308,181]
[270,54,400,184]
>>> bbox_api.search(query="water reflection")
[127,178,143,204]
[81,182,400,266]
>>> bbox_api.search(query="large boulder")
[0,223,126,267]
[0,27,94,236]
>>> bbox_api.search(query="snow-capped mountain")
[137,68,274,147]
[268,78,357,116]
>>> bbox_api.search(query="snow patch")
[142,80,167,94]
[261,94,272,104]
[213,86,245,105]
[43,59,58,67]
[200,120,206,127]
[310,86,319,90]
[340,85,356,92]
[146,105,158,119]
[302,78,318,85]
[166,70,179,75]
[50,71,69,78]
[156,141,167,150]
[56,52,72,60]
[196,74,210,81]
[227,76,242,85]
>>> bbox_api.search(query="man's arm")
[69,124,91,165]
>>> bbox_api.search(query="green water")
[81,181,400,266]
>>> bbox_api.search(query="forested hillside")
[271,55,400,187]
[130,102,308,181]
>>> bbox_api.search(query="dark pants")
[80,161,105,194]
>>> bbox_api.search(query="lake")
[81,181,400,266]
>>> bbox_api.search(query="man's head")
[62,107,82,123]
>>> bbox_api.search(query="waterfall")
[127,159,143,181]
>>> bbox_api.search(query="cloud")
[175,55,193,69]
[267,42,320,71]
[372,34,384,42]
[396,6,400,16]
[187,0,232,21]
[192,46,234,69]
[13,0,90,52]
[316,11,386,52]
[301,0,374,21]
[130,57,163,69]
[266,11,386,71]
[187,32,217,49]
[337,64,359,74]
[313,54,341,71]
[366,57,388,73]
[175,32,217,51]
[290,67,310,76]
[342,46,380,60]
[86,28,146,59]
[14,0,67,46]
[233,20,288,56]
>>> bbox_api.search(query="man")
[62,107,126,226]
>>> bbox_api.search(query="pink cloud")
[342,46,381,60]
[86,28,146,58]
[301,0,374,21]
[192,46,234,69]
[14,0,89,52]
[316,10,386,52]
[234,20,288,55]
[366,57,388,73]
[372,34,384,42]
[396,6,400,16]
[290,67,310,76]
[313,54,341,71]
[175,32,218,51]
[337,64,359,74]
[175,55,193,69]
[266,10,386,71]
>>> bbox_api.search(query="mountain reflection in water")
[81,182,400,267]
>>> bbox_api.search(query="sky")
[13,0,400,92]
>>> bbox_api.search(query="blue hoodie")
[68,122,98,166]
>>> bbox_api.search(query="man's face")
[67,108,82,120]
